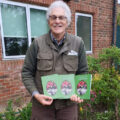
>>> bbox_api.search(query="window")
[0,0,49,59]
[75,13,93,54]
[118,0,120,4]
[30,8,49,41]
[1,4,28,57]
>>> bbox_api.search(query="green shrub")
[0,101,32,120]
[117,13,120,25]
[17,103,32,120]
[3,100,17,120]
[92,68,120,109]
[87,56,101,74]
[79,46,120,120]
[95,111,115,120]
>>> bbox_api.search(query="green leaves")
[87,56,101,74]
[0,101,32,120]
[82,46,120,119]
[17,103,32,120]
[99,46,120,68]
[117,13,120,26]
[4,100,17,120]
[88,46,120,73]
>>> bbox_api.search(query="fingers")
[41,95,53,105]
[41,98,53,105]
[34,93,83,105]
[70,94,83,103]
[34,93,53,105]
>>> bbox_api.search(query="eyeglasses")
[49,15,67,21]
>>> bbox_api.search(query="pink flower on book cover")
[77,80,87,95]
[61,80,72,95]
[46,81,57,96]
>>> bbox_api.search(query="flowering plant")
[79,46,120,120]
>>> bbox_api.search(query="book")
[41,74,92,99]
[58,74,75,99]
[75,74,92,99]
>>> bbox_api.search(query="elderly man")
[22,1,88,120]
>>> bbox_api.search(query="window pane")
[30,8,49,38]
[1,3,27,37]
[0,3,28,56]
[77,15,92,51]
[4,37,28,56]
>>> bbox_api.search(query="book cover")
[41,74,59,99]
[59,74,75,99]
[75,74,92,99]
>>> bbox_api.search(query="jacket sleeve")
[22,39,38,95]
[76,39,88,75]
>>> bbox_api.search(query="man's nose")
[55,18,61,23]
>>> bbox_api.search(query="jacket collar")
[46,31,71,54]
[50,32,66,46]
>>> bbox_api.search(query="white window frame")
[0,0,48,60]
[75,13,93,54]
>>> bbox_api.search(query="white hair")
[46,1,71,26]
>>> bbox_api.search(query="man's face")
[48,7,68,36]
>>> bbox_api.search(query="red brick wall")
[0,0,114,104]
[0,60,27,104]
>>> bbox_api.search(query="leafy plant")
[92,68,120,109]
[117,13,120,25]
[95,111,115,120]
[4,100,17,120]
[99,46,120,71]
[0,113,3,120]
[0,101,32,120]
[79,46,120,120]
[17,103,32,120]
[87,56,101,74]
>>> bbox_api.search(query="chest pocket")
[63,55,78,72]
[37,53,53,71]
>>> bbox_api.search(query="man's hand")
[70,94,83,103]
[34,93,53,105]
